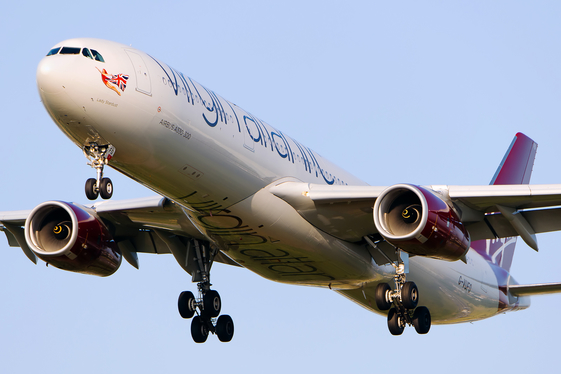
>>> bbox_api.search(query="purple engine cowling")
[373,184,470,261]
[24,201,121,276]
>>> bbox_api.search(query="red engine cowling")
[373,184,470,261]
[24,201,121,276]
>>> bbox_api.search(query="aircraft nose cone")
[35,53,88,140]
[36,56,64,95]
[36,52,90,123]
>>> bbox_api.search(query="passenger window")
[82,48,94,59]
[91,49,105,62]
[46,47,61,56]
[60,47,81,55]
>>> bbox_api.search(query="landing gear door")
[125,50,152,96]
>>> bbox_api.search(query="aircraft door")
[243,115,260,152]
[125,50,152,96]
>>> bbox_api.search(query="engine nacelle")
[373,184,470,261]
[24,201,121,276]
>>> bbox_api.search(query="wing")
[269,182,561,251]
[0,196,240,269]
[270,132,561,251]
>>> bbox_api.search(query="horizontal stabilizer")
[509,282,561,296]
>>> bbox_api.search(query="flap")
[448,184,561,212]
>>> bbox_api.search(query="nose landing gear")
[83,143,115,200]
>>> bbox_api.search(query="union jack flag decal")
[110,73,128,91]
[96,67,129,96]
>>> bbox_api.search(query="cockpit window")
[91,49,105,63]
[45,46,105,62]
[82,48,94,60]
[59,47,81,55]
[46,47,61,56]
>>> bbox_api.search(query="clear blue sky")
[2,1,561,372]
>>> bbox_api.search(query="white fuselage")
[36,38,528,324]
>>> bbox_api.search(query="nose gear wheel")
[83,143,115,200]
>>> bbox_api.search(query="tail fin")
[490,132,537,185]
[472,133,538,271]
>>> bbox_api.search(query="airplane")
[2,37,561,342]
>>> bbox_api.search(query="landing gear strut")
[83,143,115,200]
[365,236,431,335]
[177,240,234,343]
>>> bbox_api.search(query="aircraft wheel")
[203,290,221,317]
[387,308,405,335]
[178,291,196,319]
[191,316,209,343]
[99,177,113,199]
[85,178,99,200]
[216,315,234,342]
[413,306,431,334]
[402,281,419,309]
[375,283,392,310]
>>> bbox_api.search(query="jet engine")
[373,184,470,261]
[24,201,121,276]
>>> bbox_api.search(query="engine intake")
[24,201,121,276]
[373,184,470,261]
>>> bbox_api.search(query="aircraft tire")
[387,308,404,335]
[375,283,392,310]
[85,178,99,200]
[99,177,113,199]
[216,315,234,342]
[412,306,431,334]
[191,316,209,343]
[178,291,196,319]
[203,290,221,317]
[402,281,419,309]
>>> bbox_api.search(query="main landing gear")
[376,279,431,335]
[365,236,431,335]
[83,143,115,200]
[177,240,234,343]
[178,287,234,343]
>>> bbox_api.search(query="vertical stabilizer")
[490,132,537,185]
[472,133,538,271]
